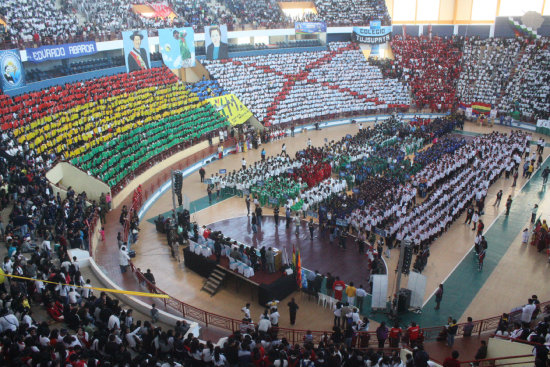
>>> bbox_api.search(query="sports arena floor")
[95,118,550,341]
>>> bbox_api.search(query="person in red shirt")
[389,322,402,347]
[407,321,421,347]
[332,277,346,301]
[443,350,460,367]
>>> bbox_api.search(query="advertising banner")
[0,50,25,91]
[159,27,195,69]
[352,25,392,44]
[207,94,252,126]
[537,119,550,136]
[295,22,327,34]
[26,41,97,63]
[122,30,151,73]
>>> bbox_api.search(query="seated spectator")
[457,37,521,107]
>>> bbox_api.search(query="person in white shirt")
[82,279,93,299]
[355,285,368,313]
[41,240,51,257]
[269,308,280,327]
[521,299,537,324]
[108,312,121,330]
[241,303,251,319]
[0,310,19,332]
[67,287,80,305]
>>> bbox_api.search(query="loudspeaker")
[397,288,411,312]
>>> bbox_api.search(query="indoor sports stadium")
[0,0,550,365]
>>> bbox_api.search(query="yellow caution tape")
[2,272,169,299]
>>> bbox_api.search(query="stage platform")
[183,246,297,306]
[206,215,375,289]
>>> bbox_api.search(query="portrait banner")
[122,30,151,73]
[204,25,228,61]
[207,94,252,126]
[159,27,195,69]
[0,50,25,91]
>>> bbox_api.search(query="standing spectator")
[245,195,251,215]
[265,247,275,273]
[376,321,389,348]
[447,319,458,347]
[143,269,156,292]
[463,317,474,337]
[521,299,537,324]
[389,323,402,347]
[345,282,356,306]
[531,204,538,223]
[434,284,444,310]
[251,213,258,234]
[119,246,130,273]
[199,167,206,182]
[356,284,367,313]
[542,166,550,185]
[505,196,513,215]
[287,298,299,325]
[478,246,486,271]
[151,303,159,323]
[308,219,315,240]
[207,185,213,204]
[407,322,421,347]
[286,206,291,229]
[493,189,503,206]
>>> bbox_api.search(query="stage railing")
[127,261,550,347]
[456,354,534,367]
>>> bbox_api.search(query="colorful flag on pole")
[296,250,302,288]
[471,102,491,115]
[292,244,296,269]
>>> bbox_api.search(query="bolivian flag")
[472,102,491,115]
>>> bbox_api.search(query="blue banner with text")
[26,41,98,63]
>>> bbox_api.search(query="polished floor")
[97,120,550,335]
[207,215,373,288]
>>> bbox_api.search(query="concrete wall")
[439,0,456,22]
[487,338,535,367]
[87,258,201,336]
[182,62,210,82]
[455,0,473,22]
[457,25,491,37]
[46,162,111,204]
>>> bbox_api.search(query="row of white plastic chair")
[317,292,339,309]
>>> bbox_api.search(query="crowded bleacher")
[457,38,522,106]
[0,67,229,191]
[1,0,550,364]
[390,36,462,111]
[204,42,410,126]
[498,38,550,120]
[312,0,391,25]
